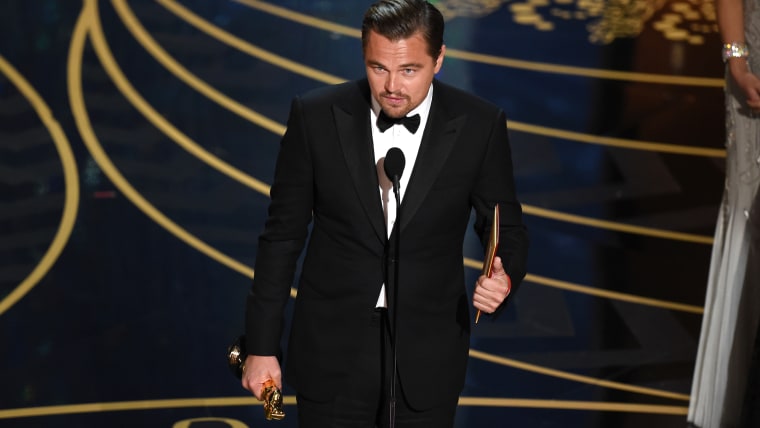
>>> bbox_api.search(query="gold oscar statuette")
[261,379,285,420]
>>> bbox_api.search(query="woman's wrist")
[727,56,752,80]
[723,42,749,62]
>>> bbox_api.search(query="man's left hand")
[473,256,511,315]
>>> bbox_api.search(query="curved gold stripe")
[0,396,686,419]
[109,0,272,195]
[160,0,719,159]
[153,0,344,86]
[233,0,360,38]
[445,49,722,88]
[69,0,253,279]
[0,397,282,419]
[83,0,298,300]
[114,0,286,136]
[233,0,723,88]
[521,205,714,245]
[458,397,687,414]
[463,258,703,314]
[469,350,691,402]
[0,57,80,317]
[509,121,726,158]
[523,272,704,314]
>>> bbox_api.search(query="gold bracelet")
[722,42,749,62]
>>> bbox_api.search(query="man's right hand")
[241,355,282,400]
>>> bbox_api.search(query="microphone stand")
[383,146,404,428]
[389,171,401,428]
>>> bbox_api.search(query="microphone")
[383,147,405,428]
[384,147,405,195]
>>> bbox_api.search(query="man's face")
[364,30,445,119]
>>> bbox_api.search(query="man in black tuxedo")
[241,0,529,426]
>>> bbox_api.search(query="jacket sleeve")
[245,96,314,356]
[471,108,529,311]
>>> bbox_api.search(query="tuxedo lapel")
[333,86,387,245]
[400,87,465,232]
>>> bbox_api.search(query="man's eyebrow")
[365,59,425,69]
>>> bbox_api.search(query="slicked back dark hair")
[361,0,445,60]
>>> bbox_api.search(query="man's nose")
[384,73,398,93]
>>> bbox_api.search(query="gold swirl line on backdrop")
[0,57,80,317]
[463,258,703,314]
[459,397,686,414]
[157,0,724,159]
[522,205,713,245]
[115,0,708,309]
[113,0,287,136]
[150,0,343,86]
[232,0,723,88]
[112,0,284,168]
[71,0,253,283]
[0,396,687,419]
[470,347,691,401]
[65,0,692,403]
[509,122,725,158]
[0,398,290,419]
[77,0,291,296]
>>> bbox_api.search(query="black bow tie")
[376,111,421,134]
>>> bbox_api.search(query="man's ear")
[434,44,446,73]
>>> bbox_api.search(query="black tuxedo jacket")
[246,78,528,410]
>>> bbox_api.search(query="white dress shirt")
[371,84,434,307]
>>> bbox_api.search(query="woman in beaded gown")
[688,0,760,425]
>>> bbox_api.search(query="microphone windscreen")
[384,147,406,180]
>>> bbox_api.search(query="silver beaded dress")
[688,0,760,426]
